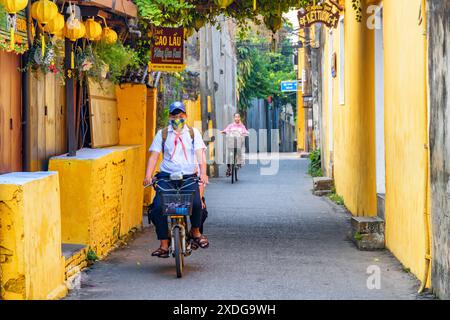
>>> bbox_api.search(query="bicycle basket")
[160,191,195,216]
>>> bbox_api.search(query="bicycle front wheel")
[173,227,184,278]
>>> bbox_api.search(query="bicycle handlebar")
[144,176,200,192]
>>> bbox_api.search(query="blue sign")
[281,81,298,92]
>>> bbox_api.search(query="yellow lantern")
[1,0,28,13]
[214,0,233,9]
[31,0,38,20]
[44,12,65,35]
[64,20,85,41]
[1,0,28,50]
[101,27,117,44]
[84,18,102,41]
[34,0,58,25]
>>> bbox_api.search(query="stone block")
[0,172,66,300]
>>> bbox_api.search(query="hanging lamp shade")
[84,18,102,41]
[34,0,58,26]
[101,27,117,44]
[31,0,38,20]
[44,12,64,35]
[64,20,85,41]
[214,0,233,9]
[0,0,28,14]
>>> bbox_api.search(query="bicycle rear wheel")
[231,149,237,184]
[173,227,183,278]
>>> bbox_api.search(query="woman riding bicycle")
[143,101,209,258]
[220,113,249,177]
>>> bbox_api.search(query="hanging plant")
[20,35,65,82]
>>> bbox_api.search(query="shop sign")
[298,0,342,29]
[149,27,185,72]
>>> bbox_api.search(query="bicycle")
[146,173,198,278]
[226,131,245,184]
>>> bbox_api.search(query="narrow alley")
[66,154,422,300]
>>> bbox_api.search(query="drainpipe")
[21,2,33,171]
[418,0,431,294]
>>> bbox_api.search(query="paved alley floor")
[66,153,426,300]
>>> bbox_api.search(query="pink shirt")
[223,123,249,135]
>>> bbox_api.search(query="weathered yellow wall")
[49,146,144,258]
[144,88,158,206]
[383,0,429,281]
[324,0,377,217]
[0,172,66,300]
[184,97,202,131]
[297,44,306,152]
[116,83,148,211]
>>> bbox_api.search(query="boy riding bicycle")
[143,101,209,258]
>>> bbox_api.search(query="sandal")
[151,247,169,258]
[191,234,209,249]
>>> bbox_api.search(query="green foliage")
[329,192,345,206]
[78,42,141,84]
[94,42,140,83]
[135,0,194,27]
[236,30,297,111]
[308,149,323,177]
[354,232,363,241]
[86,249,98,262]
[135,0,316,31]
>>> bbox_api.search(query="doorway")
[0,51,22,174]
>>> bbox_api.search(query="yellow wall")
[184,97,202,131]
[320,0,430,283]
[323,0,377,217]
[297,44,306,152]
[144,88,158,206]
[48,146,144,258]
[383,0,429,281]
[0,172,66,300]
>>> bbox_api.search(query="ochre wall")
[48,146,144,258]
[296,43,306,152]
[324,0,377,217]
[184,97,202,131]
[383,0,429,282]
[0,172,66,300]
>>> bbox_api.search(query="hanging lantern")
[65,21,85,69]
[64,20,85,42]
[0,0,28,13]
[0,0,28,50]
[101,27,117,44]
[84,18,102,41]
[33,0,58,56]
[214,0,233,9]
[253,0,257,11]
[34,0,58,25]
[31,0,38,20]
[44,12,64,35]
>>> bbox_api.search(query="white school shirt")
[149,125,206,175]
